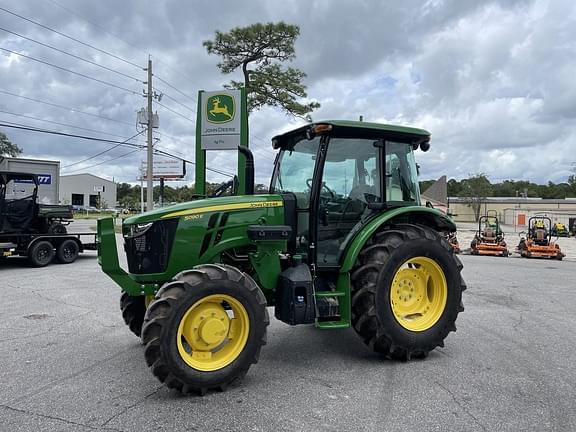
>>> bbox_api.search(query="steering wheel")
[306,178,335,199]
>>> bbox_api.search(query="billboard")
[141,159,185,180]
[199,89,242,150]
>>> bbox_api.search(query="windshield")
[271,137,320,209]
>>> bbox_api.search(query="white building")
[60,174,117,209]
[0,157,60,204]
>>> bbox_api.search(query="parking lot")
[1,231,575,431]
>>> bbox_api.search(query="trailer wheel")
[56,239,79,264]
[351,223,466,360]
[28,241,54,267]
[142,264,268,395]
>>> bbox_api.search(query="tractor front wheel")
[351,224,466,360]
[142,264,268,395]
[120,293,151,337]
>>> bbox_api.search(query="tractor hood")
[123,194,284,225]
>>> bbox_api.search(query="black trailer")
[0,171,97,267]
[1,232,97,266]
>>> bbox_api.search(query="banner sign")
[141,159,185,180]
[200,90,241,150]
[14,174,52,185]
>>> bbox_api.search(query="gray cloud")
[0,0,575,188]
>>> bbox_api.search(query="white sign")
[141,159,185,179]
[94,186,104,192]
[200,90,241,150]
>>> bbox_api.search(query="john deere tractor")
[98,121,466,394]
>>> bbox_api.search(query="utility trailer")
[0,232,97,266]
[0,171,97,267]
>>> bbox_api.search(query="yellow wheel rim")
[176,294,249,372]
[390,256,447,332]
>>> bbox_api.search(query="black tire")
[28,240,55,267]
[48,223,67,234]
[351,223,466,360]
[56,239,79,264]
[142,264,269,395]
[120,293,146,337]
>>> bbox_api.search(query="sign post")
[195,88,248,195]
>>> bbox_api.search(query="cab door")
[314,138,381,267]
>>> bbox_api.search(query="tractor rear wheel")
[142,264,268,395]
[351,224,466,360]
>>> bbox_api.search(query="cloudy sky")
[0,0,575,187]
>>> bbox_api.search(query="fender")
[340,206,456,272]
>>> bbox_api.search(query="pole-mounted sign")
[195,88,248,195]
[200,90,242,150]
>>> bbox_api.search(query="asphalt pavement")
[0,250,575,431]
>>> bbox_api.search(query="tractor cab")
[270,121,428,266]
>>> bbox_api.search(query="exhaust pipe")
[238,146,254,195]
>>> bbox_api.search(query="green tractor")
[97,120,465,394]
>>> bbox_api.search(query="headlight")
[124,222,153,238]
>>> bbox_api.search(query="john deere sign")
[206,94,235,123]
[200,90,242,150]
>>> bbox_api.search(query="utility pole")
[145,57,154,211]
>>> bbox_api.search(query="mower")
[517,217,564,260]
[470,215,509,257]
[97,120,466,394]
[551,222,569,237]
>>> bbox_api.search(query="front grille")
[124,219,179,274]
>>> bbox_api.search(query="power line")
[152,57,200,94]
[0,5,143,69]
[64,148,141,174]
[153,148,234,177]
[0,47,139,95]
[0,121,144,148]
[44,0,149,57]
[0,89,134,126]
[0,26,141,84]
[0,121,235,178]
[154,100,195,123]
[0,109,146,143]
[62,130,145,168]
[155,75,197,103]
[155,90,196,114]
[35,1,199,99]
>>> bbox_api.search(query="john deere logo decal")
[206,94,235,124]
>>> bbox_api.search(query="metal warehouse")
[0,156,60,204]
[60,173,117,209]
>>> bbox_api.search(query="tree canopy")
[203,22,319,118]
[0,131,22,157]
